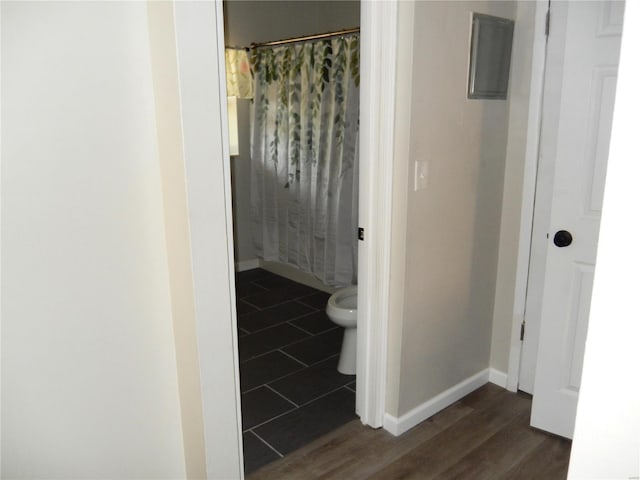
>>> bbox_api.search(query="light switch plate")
[414,160,428,191]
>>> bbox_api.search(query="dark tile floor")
[235,268,357,475]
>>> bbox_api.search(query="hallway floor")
[235,268,356,474]
[247,383,572,479]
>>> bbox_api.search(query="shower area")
[223,1,361,475]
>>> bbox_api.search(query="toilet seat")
[326,286,358,374]
[326,286,357,326]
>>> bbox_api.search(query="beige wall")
[223,0,360,264]
[1,2,185,477]
[387,0,516,417]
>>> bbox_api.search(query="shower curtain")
[250,34,360,287]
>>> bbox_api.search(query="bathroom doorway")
[222,1,364,473]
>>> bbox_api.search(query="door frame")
[181,2,399,474]
[355,0,399,428]
[513,0,561,394]
[505,0,552,392]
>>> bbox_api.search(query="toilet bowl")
[326,286,357,375]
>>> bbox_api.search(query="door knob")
[553,230,573,247]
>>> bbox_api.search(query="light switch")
[414,160,428,191]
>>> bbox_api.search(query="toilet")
[326,286,357,375]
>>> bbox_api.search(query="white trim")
[489,368,508,388]
[506,0,549,393]
[235,259,259,272]
[356,0,398,428]
[382,370,490,437]
[213,2,246,475]
[174,2,244,477]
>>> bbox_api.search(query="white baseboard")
[235,259,260,272]
[488,368,508,388]
[383,369,490,436]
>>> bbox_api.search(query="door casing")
[505,0,553,393]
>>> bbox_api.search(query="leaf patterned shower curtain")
[250,34,360,287]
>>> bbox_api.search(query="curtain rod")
[250,27,360,49]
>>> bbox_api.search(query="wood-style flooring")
[248,383,572,480]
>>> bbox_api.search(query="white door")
[529,0,623,439]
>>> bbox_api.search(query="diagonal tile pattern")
[253,387,356,456]
[236,269,356,475]
[242,432,281,474]
[240,351,305,393]
[289,309,336,335]
[282,327,345,365]
[269,355,354,405]
[238,301,315,333]
[241,386,297,430]
[239,323,310,362]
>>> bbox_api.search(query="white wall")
[223,0,360,265]
[1,2,185,477]
[386,0,515,417]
